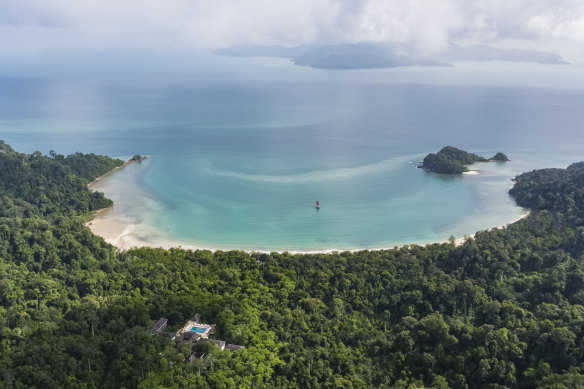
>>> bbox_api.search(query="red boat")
[316,201,320,209]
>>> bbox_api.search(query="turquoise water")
[190,326,207,334]
[1,61,584,251]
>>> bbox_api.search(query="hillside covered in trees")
[1,142,584,388]
[422,146,508,174]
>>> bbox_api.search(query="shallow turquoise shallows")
[2,61,584,251]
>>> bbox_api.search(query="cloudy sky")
[1,0,583,58]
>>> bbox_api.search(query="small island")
[490,152,510,162]
[420,146,508,174]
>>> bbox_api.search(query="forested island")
[213,43,568,70]
[2,141,584,388]
[422,146,509,174]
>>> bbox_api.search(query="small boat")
[315,200,320,209]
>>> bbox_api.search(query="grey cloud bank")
[0,0,583,58]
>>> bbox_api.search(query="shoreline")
[452,208,530,247]
[87,204,531,254]
[88,156,147,190]
[86,155,530,254]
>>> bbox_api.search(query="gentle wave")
[206,158,408,183]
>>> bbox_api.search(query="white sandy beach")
[453,209,530,247]
[85,155,530,254]
[87,208,192,251]
[87,211,345,253]
[86,204,531,254]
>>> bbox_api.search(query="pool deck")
[174,320,214,340]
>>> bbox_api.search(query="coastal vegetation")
[491,152,510,162]
[1,142,584,388]
[422,146,507,174]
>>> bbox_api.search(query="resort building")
[151,313,245,363]
[187,339,245,363]
[150,317,168,335]
[181,332,199,342]
[225,344,245,351]
[175,316,214,340]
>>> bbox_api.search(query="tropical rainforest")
[1,140,584,388]
[422,146,508,174]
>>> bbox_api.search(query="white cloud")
[0,0,583,55]
[527,5,584,43]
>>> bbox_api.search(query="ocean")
[1,58,583,251]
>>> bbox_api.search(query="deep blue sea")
[2,58,583,251]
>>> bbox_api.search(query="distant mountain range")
[213,42,568,70]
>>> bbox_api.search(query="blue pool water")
[190,326,207,334]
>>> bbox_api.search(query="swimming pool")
[190,326,207,334]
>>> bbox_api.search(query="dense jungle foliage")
[491,152,510,162]
[0,141,123,218]
[1,142,584,388]
[422,146,506,174]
